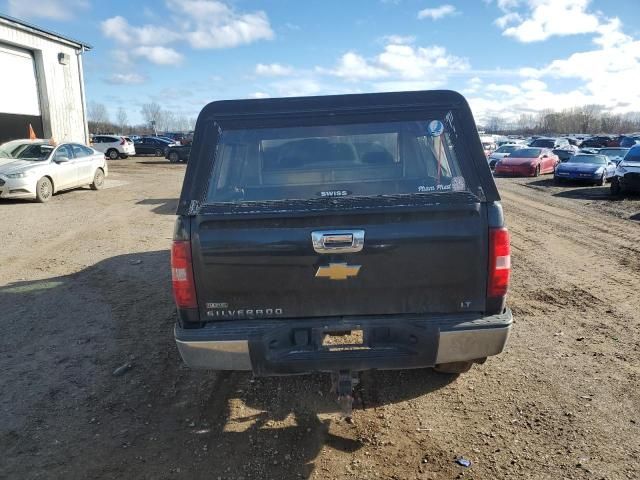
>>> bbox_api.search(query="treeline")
[481,105,640,136]
[87,101,196,135]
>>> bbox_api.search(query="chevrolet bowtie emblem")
[315,263,361,281]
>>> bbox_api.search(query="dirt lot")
[1,158,639,480]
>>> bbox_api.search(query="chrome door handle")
[311,230,365,254]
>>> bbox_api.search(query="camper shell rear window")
[205,118,472,204]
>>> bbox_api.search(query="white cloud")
[6,0,88,20]
[494,12,521,29]
[417,4,457,20]
[378,44,469,79]
[167,0,274,49]
[463,76,483,94]
[105,73,147,85]
[133,46,183,65]
[381,34,416,45]
[100,1,274,68]
[594,18,632,48]
[101,16,181,47]
[255,63,294,76]
[317,43,468,85]
[494,0,602,43]
[486,83,521,96]
[521,79,546,91]
[467,10,640,123]
[270,78,325,97]
[251,92,271,99]
[322,52,390,80]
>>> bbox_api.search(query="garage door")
[0,43,43,143]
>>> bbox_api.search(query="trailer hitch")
[331,370,359,420]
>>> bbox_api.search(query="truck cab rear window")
[206,120,467,203]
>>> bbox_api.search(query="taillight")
[488,227,511,298]
[171,240,197,309]
[120,137,125,145]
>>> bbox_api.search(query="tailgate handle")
[312,230,365,254]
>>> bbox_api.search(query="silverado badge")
[315,263,361,281]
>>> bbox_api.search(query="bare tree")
[158,111,176,133]
[486,115,505,134]
[141,102,162,134]
[116,107,128,134]
[88,102,110,134]
[175,115,189,132]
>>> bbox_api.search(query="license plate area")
[322,330,366,351]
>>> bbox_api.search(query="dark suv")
[171,90,513,408]
[529,137,570,149]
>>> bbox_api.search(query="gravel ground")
[1,158,638,480]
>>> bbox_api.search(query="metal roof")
[0,13,92,50]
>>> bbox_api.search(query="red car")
[494,147,559,177]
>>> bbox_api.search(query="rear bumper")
[618,174,640,190]
[175,310,513,375]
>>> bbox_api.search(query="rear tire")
[611,178,622,196]
[35,176,53,203]
[91,168,105,190]
[107,149,119,160]
[168,151,180,163]
[155,148,163,157]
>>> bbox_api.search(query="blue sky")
[3,0,640,126]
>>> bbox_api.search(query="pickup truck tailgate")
[191,200,487,320]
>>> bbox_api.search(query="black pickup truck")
[172,90,512,406]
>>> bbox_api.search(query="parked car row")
[89,135,180,158]
[490,136,640,195]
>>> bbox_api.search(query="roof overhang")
[0,14,92,51]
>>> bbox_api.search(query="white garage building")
[0,14,91,144]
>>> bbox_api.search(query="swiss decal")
[318,190,351,197]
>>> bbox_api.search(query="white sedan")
[0,139,108,202]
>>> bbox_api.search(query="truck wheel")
[611,178,622,196]
[35,176,53,203]
[168,151,180,163]
[91,168,105,190]
[107,149,119,160]
[434,361,474,374]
